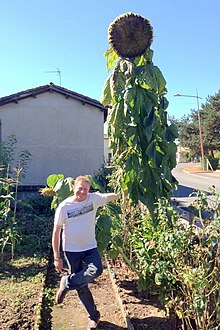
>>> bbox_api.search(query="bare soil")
[0,256,47,330]
[107,259,170,330]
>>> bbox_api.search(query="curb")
[104,255,134,330]
[183,169,220,180]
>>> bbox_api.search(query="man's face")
[74,181,90,202]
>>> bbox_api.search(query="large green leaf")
[53,178,74,202]
[164,124,179,142]
[47,174,64,188]
[88,175,105,193]
[143,108,155,142]
[137,64,158,91]
[96,214,112,256]
[125,152,140,173]
[100,75,112,106]
[96,214,112,233]
[106,203,121,216]
[134,49,154,66]
[159,96,169,111]
[166,142,177,168]
[128,128,138,147]
[110,63,126,99]
[153,66,167,94]
[133,85,147,118]
[146,140,156,160]
[124,88,136,117]
[104,48,119,72]
[154,144,165,168]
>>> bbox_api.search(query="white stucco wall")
[0,91,104,185]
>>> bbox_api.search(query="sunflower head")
[108,12,153,59]
[39,187,56,196]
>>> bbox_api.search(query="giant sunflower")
[108,12,153,58]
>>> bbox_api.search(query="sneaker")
[88,311,100,329]
[56,276,68,304]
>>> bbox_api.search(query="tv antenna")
[45,68,61,86]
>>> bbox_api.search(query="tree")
[201,90,220,155]
[171,90,220,156]
[170,113,200,157]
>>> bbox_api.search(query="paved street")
[172,162,220,208]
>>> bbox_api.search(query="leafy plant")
[102,13,178,215]
[0,136,32,259]
[0,166,20,259]
[0,135,17,178]
[0,135,31,179]
[42,174,74,210]
[118,194,220,329]
[206,155,219,171]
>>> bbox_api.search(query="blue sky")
[0,0,219,119]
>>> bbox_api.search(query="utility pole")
[174,91,205,171]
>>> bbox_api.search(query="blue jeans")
[64,247,103,321]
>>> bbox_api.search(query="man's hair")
[74,176,91,188]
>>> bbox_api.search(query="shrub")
[207,155,219,171]
[15,213,54,257]
[114,192,220,329]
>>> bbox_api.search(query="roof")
[0,83,107,120]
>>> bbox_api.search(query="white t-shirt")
[54,192,110,252]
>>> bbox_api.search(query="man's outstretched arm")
[102,193,119,203]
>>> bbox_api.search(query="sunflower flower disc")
[108,12,153,58]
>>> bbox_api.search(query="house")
[104,133,112,165]
[0,83,107,185]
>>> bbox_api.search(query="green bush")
[16,214,54,257]
[214,151,220,159]
[207,155,219,170]
[114,192,220,329]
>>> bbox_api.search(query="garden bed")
[106,257,170,330]
[0,255,47,330]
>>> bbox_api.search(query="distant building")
[0,83,107,185]
[104,133,112,165]
[176,145,190,163]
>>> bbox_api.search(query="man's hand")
[54,258,63,273]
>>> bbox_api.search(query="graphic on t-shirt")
[67,203,94,218]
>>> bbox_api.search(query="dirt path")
[51,266,127,330]
[50,259,170,330]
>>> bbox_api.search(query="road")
[172,163,220,207]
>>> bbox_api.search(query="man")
[52,175,119,330]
